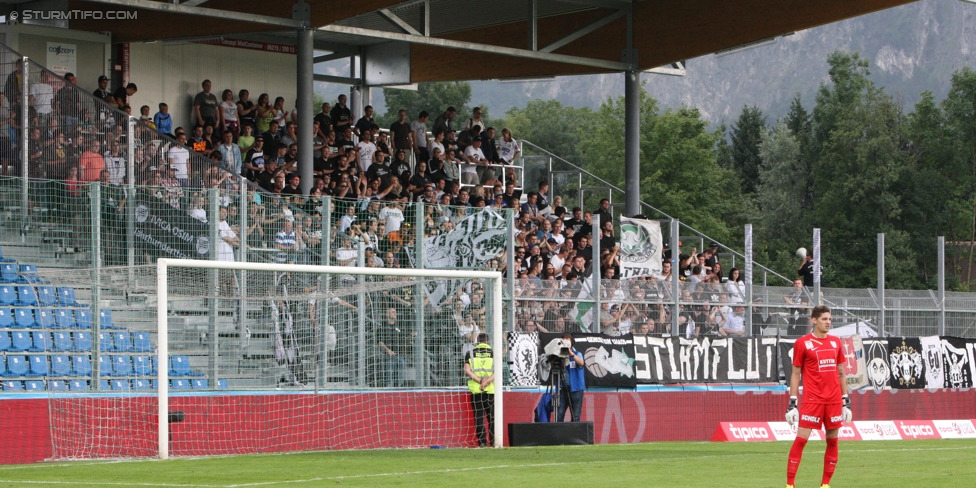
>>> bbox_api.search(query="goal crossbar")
[156,258,505,458]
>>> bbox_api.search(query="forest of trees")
[381,51,976,291]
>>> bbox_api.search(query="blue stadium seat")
[97,355,113,376]
[17,264,44,284]
[132,379,152,390]
[98,379,110,390]
[25,380,44,391]
[71,355,92,376]
[73,331,92,352]
[10,331,32,351]
[132,355,152,376]
[48,380,68,392]
[0,285,15,305]
[0,331,10,351]
[67,379,87,391]
[28,331,48,352]
[54,309,75,329]
[191,378,209,389]
[0,308,12,327]
[74,309,92,329]
[26,355,49,376]
[169,355,203,376]
[2,380,24,391]
[15,286,38,306]
[132,331,152,353]
[51,331,72,352]
[36,286,57,307]
[112,355,133,376]
[56,287,80,307]
[110,379,130,391]
[12,308,34,328]
[111,331,132,352]
[171,379,191,389]
[217,379,229,389]
[0,264,17,283]
[35,309,54,329]
[98,332,113,352]
[99,309,119,329]
[50,355,71,376]
[3,355,28,376]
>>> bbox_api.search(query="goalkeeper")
[784,305,851,488]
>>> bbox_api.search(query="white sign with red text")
[714,419,976,442]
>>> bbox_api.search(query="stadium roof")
[65,0,917,81]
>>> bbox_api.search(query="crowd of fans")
[2,68,802,346]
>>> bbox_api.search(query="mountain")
[425,0,976,127]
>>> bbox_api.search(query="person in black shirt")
[113,82,137,109]
[389,109,412,154]
[330,94,352,134]
[313,102,332,137]
[390,149,411,188]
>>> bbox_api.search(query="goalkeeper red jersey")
[792,333,846,404]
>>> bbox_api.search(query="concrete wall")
[128,41,297,131]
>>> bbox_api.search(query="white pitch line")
[224,479,324,487]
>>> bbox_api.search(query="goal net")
[45,260,503,459]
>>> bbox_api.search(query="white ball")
[796,247,808,259]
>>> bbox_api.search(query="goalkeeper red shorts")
[798,402,843,431]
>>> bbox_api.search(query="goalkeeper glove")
[842,394,852,424]
[785,396,799,426]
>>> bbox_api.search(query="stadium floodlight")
[46,260,504,459]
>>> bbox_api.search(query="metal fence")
[1,41,975,340]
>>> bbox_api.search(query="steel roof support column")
[623,4,640,218]
[295,1,314,195]
[624,69,640,217]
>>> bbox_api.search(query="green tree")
[942,67,976,285]
[729,105,766,195]
[577,86,753,245]
[379,82,472,127]
[501,99,594,164]
[810,51,918,288]
[756,123,807,273]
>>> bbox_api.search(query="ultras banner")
[505,333,976,389]
[618,217,663,279]
[631,336,779,383]
[539,333,638,388]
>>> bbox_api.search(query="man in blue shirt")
[558,333,586,422]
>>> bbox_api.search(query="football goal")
[46,259,504,459]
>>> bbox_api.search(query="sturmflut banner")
[618,217,663,279]
[504,333,976,389]
[634,336,780,383]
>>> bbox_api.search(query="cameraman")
[557,333,586,422]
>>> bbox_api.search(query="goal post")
[156,258,505,459]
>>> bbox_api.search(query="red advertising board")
[1,388,974,464]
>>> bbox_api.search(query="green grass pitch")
[0,439,973,487]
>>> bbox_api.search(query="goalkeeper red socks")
[786,436,807,485]
[822,437,839,485]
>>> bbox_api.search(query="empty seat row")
[0,308,123,330]
[0,263,47,285]
[1,354,201,378]
[0,284,82,307]
[0,330,151,353]
[1,378,229,391]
